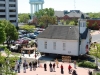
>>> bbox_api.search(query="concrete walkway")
[17,61,94,75]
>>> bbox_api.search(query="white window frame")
[63,43,66,50]
[44,41,47,49]
[53,42,56,50]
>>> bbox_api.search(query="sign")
[62,56,71,63]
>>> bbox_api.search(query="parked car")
[15,39,28,44]
[10,44,21,51]
[27,33,36,39]
[18,30,26,34]
[21,37,32,41]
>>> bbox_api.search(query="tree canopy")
[0,21,6,44]
[34,8,57,28]
[0,20,18,45]
[18,13,30,23]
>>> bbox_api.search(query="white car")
[10,44,20,51]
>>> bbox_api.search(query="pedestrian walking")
[61,64,64,74]
[53,63,55,72]
[49,62,52,72]
[74,61,76,69]
[23,62,26,73]
[44,63,47,71]
[68,64,72,74]
[29,62,32,71]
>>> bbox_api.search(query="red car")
[15,39,28,44]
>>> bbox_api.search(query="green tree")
[0,22,6,44]
[0,48,17,75]
[0,20,18,47]
[69,21,75,25]
[34,8,56,28]
[18,13,30,23]
[89,43,100,69]
[20,25,35,32]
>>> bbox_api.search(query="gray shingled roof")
[37,25,80,40]
[54,10,89,18]
[54,11,65,17]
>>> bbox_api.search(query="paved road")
[92,33,100,42]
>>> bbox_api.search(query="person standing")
[61,64,64,74]
[29,62,32,71]
[49,62,52,72]
[68,64,72,74]
[19,57,22,64]
[22,50,25,56]
[55,59,59,68]
[72,70,77,75]
[44,63,47,71]
[23,62,26,73]
[74,61,76,69]
[28,51,30,57]
[17,63,20,73]
[33,61,36,71]
[53,63,55,72]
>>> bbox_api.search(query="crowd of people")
[14,57,80,75]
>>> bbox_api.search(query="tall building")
[0,0,18,26]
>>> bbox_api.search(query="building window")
[0,9,5,12]
[44,41,47,49]
[9,4,16,7]
[53,42,56,50]
[9,0,16,2]
[9,10,16,12]
[10,20,16,22]
[0,4,5,7]
[9,15,16,17]
[63,43,66,50]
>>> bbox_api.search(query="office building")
[0,0,18,26]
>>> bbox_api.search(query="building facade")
[37,19,91,56]
[0,0,18,26]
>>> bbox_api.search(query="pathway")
[17,61,93,75]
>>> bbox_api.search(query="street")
[92,33,100,42]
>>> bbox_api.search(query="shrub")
[78,61,96,69]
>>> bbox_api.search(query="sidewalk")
[91,31,100,35]
[17,62,94,75]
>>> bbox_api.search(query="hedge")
[78,61,97,69]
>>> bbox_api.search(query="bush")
[78,61,96,69]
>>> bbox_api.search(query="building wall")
[79,19,87,34]
[0,0,18,26]
[87,19,100,30]
[80,30,90,54]
[37,38,79,56]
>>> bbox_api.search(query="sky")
[18,0,100,13]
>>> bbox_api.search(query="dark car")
[15,39,28,44]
